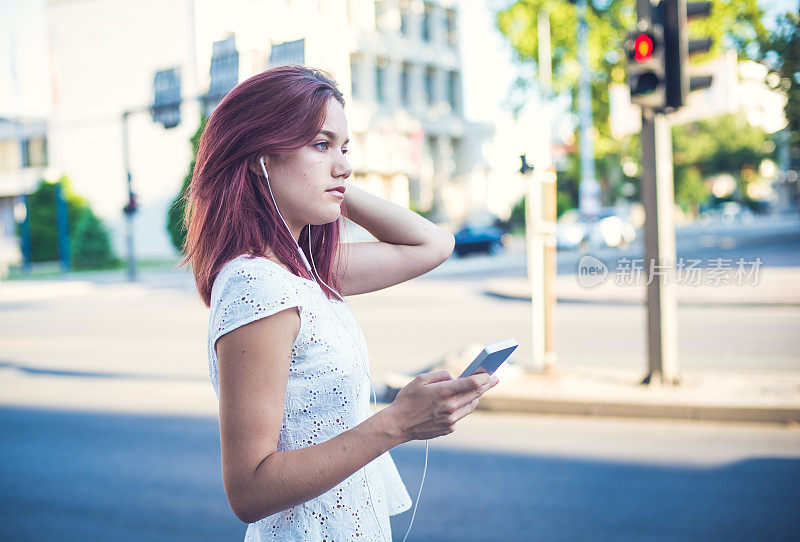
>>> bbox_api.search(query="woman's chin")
[310,210,341,227]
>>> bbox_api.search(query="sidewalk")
[2,258,798,426]
[383,344,800,425]
[484,265,800,306]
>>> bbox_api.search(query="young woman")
[180,64,499,541]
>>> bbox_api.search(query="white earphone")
[258,156,427,542]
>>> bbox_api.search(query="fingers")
[450,397,480,424]
[417,370,453,384]
[431,372,493,397]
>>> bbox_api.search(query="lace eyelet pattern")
[208,255,411,540]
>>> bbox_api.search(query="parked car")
[556,207,636,250]
[697,201,755,226]
[453,224,512,257]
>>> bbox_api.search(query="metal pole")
[18,194,32,273]
[538,8,556,373]
[543,169,557,372]
[576,0,599,216]
[122,111,137,282]
[525,166,546,372]
[55,181,71,272]
[639,109,680,384]
[635,0,680,385]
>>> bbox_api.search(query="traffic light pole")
[121,110,137,282]
[640,108,680,385]
[634,0,680,385]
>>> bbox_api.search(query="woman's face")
[261,97,352,242]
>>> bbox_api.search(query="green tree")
[496,0,768,136]
[672,112,770,213]
[495,0,769,209]
[70,207,119,269]
[759,11,800,169]
[25,176,90,261]
[167,116,207,254]
[21,176,117,267]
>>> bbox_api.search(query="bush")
[70,208,119,269]
[21,176,118,269]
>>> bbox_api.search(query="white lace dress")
[207,254,412,541]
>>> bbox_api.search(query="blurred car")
[697,201,755,226]
[453,224,512,257]
[556,207,636,250]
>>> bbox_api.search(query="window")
[22,136,47,168]
[422,2,433,42]
[204,36,239,116]
[374,0,388,30]
[350,54,361,99]
[445,9,457,46]
[447,70,459,111]
[375,59,387,103]
[424,66,435,104]
[401,63,411,105]
[269,38,305,67]
[399,0,410,36]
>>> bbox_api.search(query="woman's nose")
[335,153,352,179]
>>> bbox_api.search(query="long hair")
[177,64,348,307]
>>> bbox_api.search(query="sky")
[1,0,797,122]
[0,0,50,118]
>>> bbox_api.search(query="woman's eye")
[315,141,348,155]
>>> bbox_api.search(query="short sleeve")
[209,258,303,354]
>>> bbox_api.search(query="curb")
[381,365,800,426]
[483,289,800,308]
[475,395,800,425]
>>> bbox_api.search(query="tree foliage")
[495,0,774,213]
[22,176,117,268]
[167,116,207,254]
[671,113,770,213]
[496,0,768,132]
[759,11,800,168]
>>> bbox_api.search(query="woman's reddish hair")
[176,64,348,307]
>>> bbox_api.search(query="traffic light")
[123,192,139,215]
[663,0,713,109]
[626,23,666,109]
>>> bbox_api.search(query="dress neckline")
[238,254,345,302]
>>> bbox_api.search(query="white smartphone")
[458,338,518,378]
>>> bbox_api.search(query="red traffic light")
[633,34,654,62]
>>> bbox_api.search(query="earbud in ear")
[259,156,269,181]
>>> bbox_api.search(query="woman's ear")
[249,155,268,176]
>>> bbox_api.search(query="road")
[1,217,798,540]
[1,406,797,542]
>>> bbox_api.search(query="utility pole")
[524,9,558,374]
[121,110,138,282]
[538,9,557,373]
[576,0,600,217]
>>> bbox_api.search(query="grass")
[3,257,183,281]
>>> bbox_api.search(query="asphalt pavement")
[1,216,799,540]
[1,406,798,542]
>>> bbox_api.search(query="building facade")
[34,0,497,260]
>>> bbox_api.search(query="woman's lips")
[326,189,345,199]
